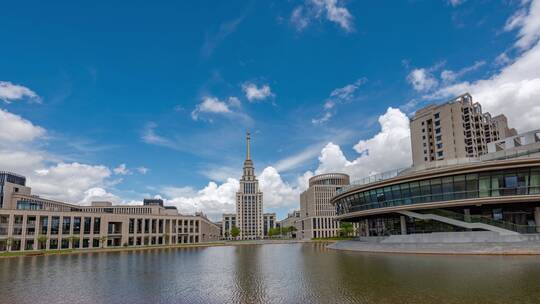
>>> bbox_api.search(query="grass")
[0,242,228,258]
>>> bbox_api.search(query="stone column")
[400,216,407,235]
[535,207,540,233]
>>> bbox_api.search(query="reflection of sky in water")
[1,244,540,304]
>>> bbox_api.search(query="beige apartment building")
[410,93,517,167]
[298,173,351,239]
[0,171,220,252]
[236,132,264,239]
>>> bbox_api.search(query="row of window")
[335,167,540,215]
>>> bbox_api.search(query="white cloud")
[290,0,354,32]
[141,122,180,149]
[312,78,366,124]
[0,81,40,103]
[440,61,485,84]
[136,167,149,174]
[0,108,46,142]
[259,166,300,209]
[242,83,273,102]
[190,96,251,123]
[447,0,465,7]
[80,187,121,204]
[161,178,239,220]
[29,162,113,203]
[427,0,540,131]
[311,112,333,124]
[504,0,540,50]
[113,163,130,175]
[407,68,439,92]
[191,96,231,120]
[313,107,412,180]
[273,143,325,172]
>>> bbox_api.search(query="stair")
[397,210,519,235]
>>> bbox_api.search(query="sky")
[1,0,540,221]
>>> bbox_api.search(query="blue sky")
[2,0,540,220]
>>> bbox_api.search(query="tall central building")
[236,132,264,239]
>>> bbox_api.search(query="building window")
[437,151,443,157]
[435,121,440,126]
[83,217,91,234]
[434,113,440,119]
[435,128,441,134]
[73,217,81,234]
[93,218,101,234]
[436,135,442,141]
[437,143,443,149]
[62,217,71,235]
[51,216,60,235]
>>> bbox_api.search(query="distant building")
[278,210,301,238]
[263,213,276,236]
[298,173,350,239]
[410,93,517,167]
[0,172,220,252]
[236,132,264,240]
[221,213,236,239]
[143,198,164,207]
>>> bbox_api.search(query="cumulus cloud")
[407,68,439,92]
[0,108,46,142]
[30,162,113,203]
[191,96,250,123]
[161,178,239,220]
[290,0,354,32]
[80,187,121,204]
[259,167,300,209]
[313,107,412,180]
[0,81,40,103]
[0,105,122,205]
[242,83,274,102]
[426,0,540,131]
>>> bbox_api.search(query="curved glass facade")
[334,167,540,215]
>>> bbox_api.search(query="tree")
[268,228,280,238]
[340,222,355,237]
[37,235,48,250]
[230,226,240,238]
[68,235,80,248]
[99,235,108,248]
[163,233,170,244]
[5,237,14,251]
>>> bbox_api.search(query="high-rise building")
[410,93,516,167]
[298,173,350,239]
[236,132,264,240]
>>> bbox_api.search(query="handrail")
[337,187,540,215]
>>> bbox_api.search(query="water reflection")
[1,244,540,304]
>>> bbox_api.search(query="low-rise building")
[0,172,220,252]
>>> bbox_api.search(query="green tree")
[37,235,48,250]
[163,233,170,244]
[340,222,355,237]
[5,237,14,251]
[99,235,108,248]
[68,235,80,248]
[230,226,240,238]
[268,227,280,238]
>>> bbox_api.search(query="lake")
[1,243,539,304]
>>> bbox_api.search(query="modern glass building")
[331,157,540,236]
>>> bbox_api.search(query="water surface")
[1,243,539,304]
